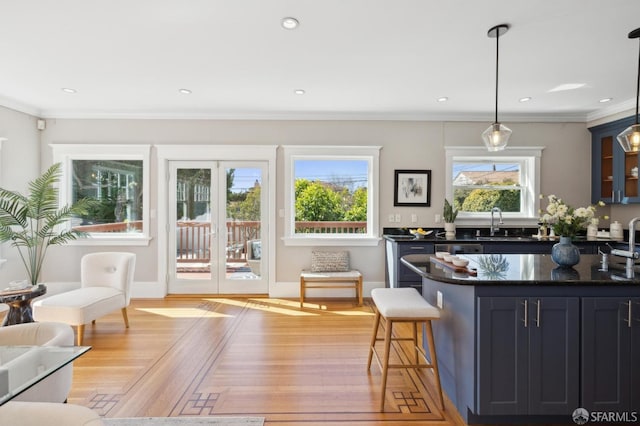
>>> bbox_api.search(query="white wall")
[0,108,41,282]
[0,109,597,296]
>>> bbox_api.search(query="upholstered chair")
[0,322,74,403]
[33,252,136,345]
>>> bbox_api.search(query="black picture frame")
[394,169,431,207]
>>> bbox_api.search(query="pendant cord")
[636,38,640,124]
[495,30,500,125]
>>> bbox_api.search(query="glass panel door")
[219,162,267,294]
[168,161,268,294]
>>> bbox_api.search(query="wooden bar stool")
[367,287,444,412]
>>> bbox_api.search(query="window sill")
[282,236,381,247]
[68,235,153,246]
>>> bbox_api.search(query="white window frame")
[445,146,544,226]
[282,145,381,246]
[51,144,151,246]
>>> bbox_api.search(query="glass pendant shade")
[617,123,640,152]
[482,122,512,151]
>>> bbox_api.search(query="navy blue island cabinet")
[477,297,579,416]
[400,253,640,425]
[581,297,640,412]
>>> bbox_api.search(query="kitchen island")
[401,253,640,425]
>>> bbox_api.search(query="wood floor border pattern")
[70,297,462,425]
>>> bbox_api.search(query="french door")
[168,160,268,294]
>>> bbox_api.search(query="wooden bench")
[299,270,363,308]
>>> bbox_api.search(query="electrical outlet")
[437,291,443,309]
[435,214,442,223]
[395,213,401,223]
[411,214,417,223]
[388,214,395,223]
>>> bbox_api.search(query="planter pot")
[551,236,580,267]
[444,222,456,240]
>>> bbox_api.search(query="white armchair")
[33,252,136,345]
[0,322,74,403]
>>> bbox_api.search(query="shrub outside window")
[283,146,380,246]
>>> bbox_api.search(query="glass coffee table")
[0,345,90,405]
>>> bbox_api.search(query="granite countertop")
[383,233,621,244]
[400,253,640,286]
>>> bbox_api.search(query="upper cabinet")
[590,117,640,204]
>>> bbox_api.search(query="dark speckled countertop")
[401,253,640,285]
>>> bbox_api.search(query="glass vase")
[551,236,580,267]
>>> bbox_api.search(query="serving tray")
[430,256,477,276]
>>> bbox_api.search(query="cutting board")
[430,256,477,276]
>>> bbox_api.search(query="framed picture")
[394,169,431,207]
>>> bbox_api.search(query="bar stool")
[367,287,444,412]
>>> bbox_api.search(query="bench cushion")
[371,287,440,319]
[33,287,125,326]
[300,270,361,281]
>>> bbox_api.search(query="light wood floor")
[67,296,466,426]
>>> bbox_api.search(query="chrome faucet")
[490,207,504,236]
[610,217,640,275]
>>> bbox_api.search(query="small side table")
[0,284,47,326]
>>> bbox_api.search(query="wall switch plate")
[411,214,417,223]
[435,214,441,223]
[395,213,401,222]
[388,214,395,222]
[437,291,443,309]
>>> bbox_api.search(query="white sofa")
[0,401,103,425]
[0,322,74,403]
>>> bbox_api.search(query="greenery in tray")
[443,198,458,223]
[0,163,95,285]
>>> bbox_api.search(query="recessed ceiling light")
[281,17,299,30]
[294,89,306,95]
[519,97,532,102]
[61,88,77,94]
[437,97,448,102]
[179,89,192,94]
[599,97,613,103]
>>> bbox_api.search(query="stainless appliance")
[435,243,483,255]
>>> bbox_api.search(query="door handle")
[522,299,528,328]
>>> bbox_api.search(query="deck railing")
[74,220,367,263]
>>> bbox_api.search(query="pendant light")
[482,24,511,152]
[617,28,640,153]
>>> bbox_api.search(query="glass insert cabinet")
[590,116,640,204]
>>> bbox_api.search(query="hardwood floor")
[68,296,466,425]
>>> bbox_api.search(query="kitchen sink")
[475,236,534,242]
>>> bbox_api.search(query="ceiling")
[1,0,640,122]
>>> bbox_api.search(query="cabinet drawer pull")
[623,300,632,328]
[534,299,541,327]
[409,246,426,250]
[522,299,528,328]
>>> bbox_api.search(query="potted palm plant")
[0,163,95,287]
[443,198,458,239]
